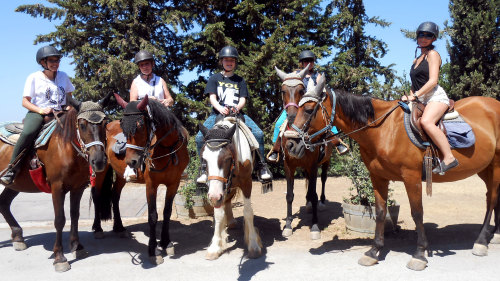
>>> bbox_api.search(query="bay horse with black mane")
[0,94,110,272]
[274,66,334,240]
[199,116,262,260]
[290,74,500,270]
[112,94,189,265]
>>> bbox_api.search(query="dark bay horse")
[275,66,334,240]
[292,74,500,270]
[113,94,189,265]
[0,95,110,272]
[199,117,262,260]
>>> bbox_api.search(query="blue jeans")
[195,113,265,156]
[272,110,339,143]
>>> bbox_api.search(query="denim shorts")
[419,85,449,106]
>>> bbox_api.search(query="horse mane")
[53,108,77,143]
[148,99,186,138]
[335,89,375,127]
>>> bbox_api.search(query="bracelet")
[39,110,43,115]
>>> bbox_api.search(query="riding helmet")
[219,46,239,60]
[134,50,154,64]
[36,46,62,64]
[298,50,316,62]
[416,22,439,39]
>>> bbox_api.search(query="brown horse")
[275,66,334,240]
[199,117,262,259]
[291,74,500,270]
[0,95,110,272]
[112,94,189,265]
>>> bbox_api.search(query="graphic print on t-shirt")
[45,86,66,106]
[217,81,240,107]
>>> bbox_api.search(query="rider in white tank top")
[133,74,164,100]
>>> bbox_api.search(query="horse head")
[114,94,151,169]
[68,94,111,172]
[275,64,309,124]
[200,121,237,207]
[285,74,329,159]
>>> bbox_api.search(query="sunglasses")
[417,32,435,39]
[301,58,315,63]
[47,58,61,63]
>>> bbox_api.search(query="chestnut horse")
[113,94,189,265]
[291,75,500,270]
[199,118,262,260]
[0,95,110,272]
[275,66,334,240]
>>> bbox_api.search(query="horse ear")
[227,124,237,139]
[298,64,310,78]
[199,123,209,137]
[315,74,326,97]
[98,92,113,107]
[137,95,148,111]
[114,93,128,108]
[275,66,287,81]
[66,94,81,111]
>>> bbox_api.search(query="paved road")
[1,180,499,281]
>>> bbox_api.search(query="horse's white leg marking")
[243,197,262,258]
[206,207,227,259]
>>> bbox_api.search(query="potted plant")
[174,138,213,218]
[340,143,399,234]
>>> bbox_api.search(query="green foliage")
[446,0,500,100]
[177,137,206,209]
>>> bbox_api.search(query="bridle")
[72,112,106,164]
[282,77,305,110]
[205,137,236,195]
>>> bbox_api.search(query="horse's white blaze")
[243,197,261,254]
[203,148,225,201]
[207,207,226,256]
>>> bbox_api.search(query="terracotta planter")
[342,203,400,234]
[174,193,213,219]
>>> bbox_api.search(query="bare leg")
[421,102,455,165]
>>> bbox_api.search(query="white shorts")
[418,85,449,106]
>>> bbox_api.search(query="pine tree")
[446,0,500,100]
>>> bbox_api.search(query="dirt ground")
[168,175,492,253]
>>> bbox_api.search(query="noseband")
[72,110,106,163]
[205,138,236,195]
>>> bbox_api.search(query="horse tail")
[92,167,114,221]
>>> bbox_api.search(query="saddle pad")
[402,109,475,149]
[0,120,57,148]
[223,117,259,151]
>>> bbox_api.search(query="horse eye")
[305,108,314,115]
[299,90,305,95]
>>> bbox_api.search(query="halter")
[205,138,236,194]
[72,111,106,162]
[282,77,305,110]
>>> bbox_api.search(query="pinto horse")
[291,74,500,270]
[275,66,334,240]
[113,94,189,265]
[199,117,262,259]
[0,95,110,272]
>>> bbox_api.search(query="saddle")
[221,116,260,151]
[410,100,455,142]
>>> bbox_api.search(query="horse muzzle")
[285,138,306,159]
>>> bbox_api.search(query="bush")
[177,137,207,209]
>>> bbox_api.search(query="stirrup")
[0,169,17,185]
[335,139,349,155]
[266,150,279,163]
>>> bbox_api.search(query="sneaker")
[196,173,207,184]
[336,144,349,155]
[0,170,16,185]
[433,159,459,174]
[259,167,272,180]
[267,151,279,162]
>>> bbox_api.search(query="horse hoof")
[205,251,221,260]
[13,241,27,251]
[73,249,89,259]
[472,243,488,256]
[318,201,326,211]
[490,233,500,244]
[94,231,105,239]
[227,219,238,229]
[54,262,71,272]
[358,255,378,266]
[149,255,164,265]
[406,258,427,271]
[247,249,262,259]
[310,231,321,240]
[165,244,175,256]
[282,228,293,237]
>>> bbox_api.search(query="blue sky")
[0,0,451,122]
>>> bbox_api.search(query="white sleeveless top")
[133,74,164,100]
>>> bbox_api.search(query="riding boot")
[196,159,208,184]
[266,136,282,163]
[255,151,273,181]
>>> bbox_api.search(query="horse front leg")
[51,185,70,272]
[206,205,227,260]
[160,184,177,257]
[282,163,295,237]
[319,161,329,207]
[111,176,127,236]
[491,185,500,244]
[0,188,26,250]
[146,183,162,265]
[306,168,320,240]
[359,176,390,267]
[69,186,88,259]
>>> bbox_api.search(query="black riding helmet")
[134,50,154,64]
[298,50,315,62]
[36,46,62,64]
[218,46,238,60]
[416,21,439,39]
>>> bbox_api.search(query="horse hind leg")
[243,197,262,259]
[0,188,27,250]
[224,199,238,229]
[206,206,227,260]
[319,161,329,209]
[111,176,128,237]
[473,170,499,256]
[491,183,500,244]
